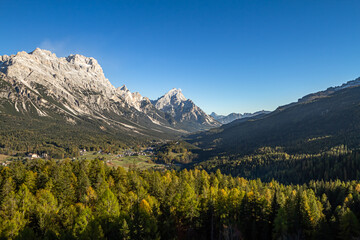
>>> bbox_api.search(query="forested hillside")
[1,159,360,240]
[0,109,143,158]
[188,84,360,156]
[192,145,360,184]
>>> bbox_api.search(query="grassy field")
[0,154,10,162]
[1,151,163,170]
[77,152,114,161]
[76,151,163,170]
[110,155,161,170]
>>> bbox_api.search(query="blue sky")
[2,0,360,115]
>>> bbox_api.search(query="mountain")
[115,84,154,113]
[210,110,270,124]
[0,48,200,155]
[0,48,223,153]
[152,88,220,131]
[279,77,360,111]
[188,77,360,156]
[210,112,242,124]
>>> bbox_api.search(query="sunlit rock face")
[153,88,220,127]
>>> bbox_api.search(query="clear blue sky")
[2,0,360,115]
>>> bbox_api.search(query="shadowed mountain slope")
[188,80,360,155]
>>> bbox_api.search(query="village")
[0,147,180,171]
[77,146,155,158]
[19,146,155,160]
[0,147,159,169]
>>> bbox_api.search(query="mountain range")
[210,110,270,124]
[0,48,219,144]
[188,76,360,157]
[4,48,360,162]
[152,88,219,130]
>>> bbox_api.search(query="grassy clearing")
[77,151,113,161]
[110,155,161,170]
[76,151,163,170]
[2,151,164,170]
[0,154,10,162]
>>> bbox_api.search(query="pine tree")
[339,208,360,240]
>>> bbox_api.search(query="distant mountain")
[152,88,220,131]
[210,112,242,124]
[188,77,360,155]
[210,110,270,125]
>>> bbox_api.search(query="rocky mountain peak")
[210,112,218,117]
[65,54,100,68]
[119,84,129,92]
[30,48,56,58]
[154,88,187,110]
[116,85,151,111]
[153,88,220,129]
[166,88,187,100]
[0,48,114,96]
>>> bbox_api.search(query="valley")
[4,1,360,239]
[2,49,360,239]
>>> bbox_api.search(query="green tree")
[96,188,120,219]
[35,189,59,237]
[339,208,360,240]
